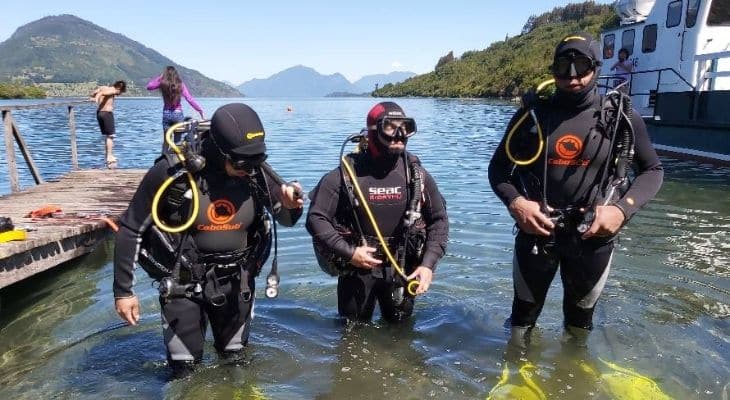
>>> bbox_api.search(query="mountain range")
[237,66,415,97]
[0,15,415,98]
[0,15,239,97]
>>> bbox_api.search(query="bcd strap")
[138,224,198,281]
[594,92,635,206]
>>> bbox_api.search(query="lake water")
[0,97,728,399]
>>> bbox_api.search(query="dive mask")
[552,52,598,79]
[374,117,417,142]
[228,153,267,173]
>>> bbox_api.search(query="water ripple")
[0,98,728,399]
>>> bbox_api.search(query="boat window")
[707,0,730,25]
[667,0,683,27]
[687,0,701,27]
[622,29,635,55]
[603,34,615,59]
[642,24,658,52]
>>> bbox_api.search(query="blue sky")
[1,1,613,84]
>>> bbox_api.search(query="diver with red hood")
[307,102,449,323]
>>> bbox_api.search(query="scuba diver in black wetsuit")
[488,32,663,345]
[113,103,303,377]
[306,102,448,323]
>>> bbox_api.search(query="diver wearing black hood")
[113,103,303,376]
[306,102,448,323]
[488,33,663,343]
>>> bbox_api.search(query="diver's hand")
[581,205,625,239]
[280,182,304,209]
[406,266,433,295]
[509,196,554,236]
[350,245,382,269]
[115,296,140,326]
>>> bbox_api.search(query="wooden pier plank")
[0,169,145,288]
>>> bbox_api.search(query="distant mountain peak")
[238,65,415,97]
[0,14,239,97]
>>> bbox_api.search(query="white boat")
[600,0,730,164]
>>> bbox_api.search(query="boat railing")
[599,67,695,96]
[599,67,697,118]
[695,50,730,91]
[1,100,89,193]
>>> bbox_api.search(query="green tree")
[0,82,46,99]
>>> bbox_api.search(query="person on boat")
[112,103,303,377]
[610,48,633,92]
[306,101,448,323]
[146,66,205,152]
[488,32,663,346]
[90,80,126,169]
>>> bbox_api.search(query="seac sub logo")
[550,134,589,166]
[369,186,403,201]
[198,199,242,231]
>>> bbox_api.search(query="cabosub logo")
[549,134,589,166]
[198,199,242,231]
[246,131,264,140]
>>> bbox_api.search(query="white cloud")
[391,61,403,68]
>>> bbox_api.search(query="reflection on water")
[0,98,728,399]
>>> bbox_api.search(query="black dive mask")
[375,117,417,143]
[552,52,599,79]
[227,153,267,174]
[209,130,267,174]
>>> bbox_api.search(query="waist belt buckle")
[213,262,239,278]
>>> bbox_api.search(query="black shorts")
[96,111,115,137]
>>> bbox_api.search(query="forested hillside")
[374,2,618,98]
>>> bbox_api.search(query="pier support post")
[68,105,78,169]
[8,114,44,186]
[2,110,20,193]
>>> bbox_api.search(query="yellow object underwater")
[0,229,27,243]
[580,358,673,400]
[487,357,672,400]
[486,362,546,400]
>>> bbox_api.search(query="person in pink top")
[147,66,205,151]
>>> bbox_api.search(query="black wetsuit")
[114,155,301,367]
[307,151,448,322]
[488,90,663,329]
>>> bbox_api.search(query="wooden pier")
[0,101,144,289]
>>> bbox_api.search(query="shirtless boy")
[91,80,126,168]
